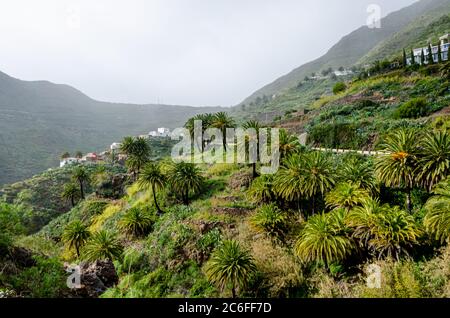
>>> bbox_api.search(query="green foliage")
[394,98,430,119]
[62,220,91,257]
[166,161,204,205]
[205,240,257,298]
[347,198,421,259]
[326,182,370,210]
[82,230,123,261]
[424,178,450,243]
[7,256,68,298]
[250,203,287,240]
[247,175,276,204]
[295,209,354,265]
[119,207,156,238]
[138,162,166,213]
[333,82,347,95]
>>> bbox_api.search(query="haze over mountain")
[0,71,222,185]
[239,0,450,106]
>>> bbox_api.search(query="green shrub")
[394,98,430,119]
[119,207,156,237]
[250,203,287,240]
[333,82,347,95]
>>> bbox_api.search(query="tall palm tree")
[83,230,123,261]
[325,182,369,211]
[211,112,235,152]
[61,183,80,207]
[347,198,420,259]
[375,129,419,212]
[62,220,91,258]
[138,162,166,214]
[278,129,300,160]
[72,166,90,200]
[424,178,450,243]
[185,113,215,151]
[274,154,305,206]
[294,209,354,266]
[121,136,151,178]
[242,120,262,178]
[205,240,257,298]
[167,161,204,205]
[417,130,450,191]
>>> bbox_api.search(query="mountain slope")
[239,0,450,107]
[0,71,223,185]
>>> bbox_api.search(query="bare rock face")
[68,260,118,298]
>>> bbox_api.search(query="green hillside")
[0,71,223,185]
[237,0,450,112]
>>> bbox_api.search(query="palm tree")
[417,130,450,191]
[274,154,305,207]
[83,230,123,261]
[294,209,354,266]
[211,112,235,152]
[250,203,286,240]
[75,151,83,159]
[278,129,300,160]
[167,161,204,205]
[185,113,215,151]
[338,156,377,193]
[120,136,151,178]
[424,178,450,243]
[375,129,419,212]
[62,183,80,207]
[138,162,166,214]
[205,240,257,298]
[247,175,275,204]
[242,120,262,178]
[347,198,420,259]
[61,152,70,159]
[119,207,155,237]
[72,166,90,200]
[62,220,91,258]
[325,182,369,211]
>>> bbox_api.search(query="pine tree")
[421,49,425,65]
[410,49,415,65]
[403,49,407,67]
[438,42,443,63]
[427,44,434,64]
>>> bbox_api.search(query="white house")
[149,127,171,138]
[406,34,450,65]
[110,142,122,151]
[60,158,79,168]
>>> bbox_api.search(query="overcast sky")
[0,0,417,106]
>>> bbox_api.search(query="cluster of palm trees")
[245,127,450,267]
[62,220,123,261]
[120,136,151,179]
[62,166,91,207]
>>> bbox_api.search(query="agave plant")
[424,178,450,243]
[294,209,354,266]
[205,240,257,298]
[250,203,287,240]
[325,182,370,211]
[119,207,155,237]
[83,230,123,261]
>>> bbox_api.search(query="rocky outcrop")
[67,260,118,298]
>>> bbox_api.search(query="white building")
[110,142,122,151]
[406,34,450,65]
[149,127,171,138]
[60,158,80,168]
